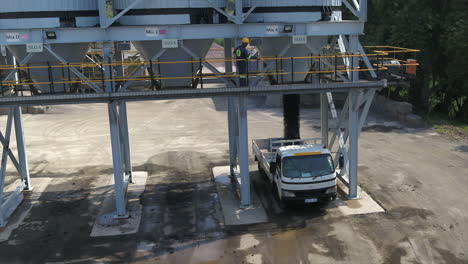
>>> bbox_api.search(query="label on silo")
[145,27,160,37]
[5,32,28,42]
[26,43,43,53]
[265,25,279,35]
[293,35,307,45]
[162,39,178,49]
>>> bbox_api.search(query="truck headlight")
[281,190,296,198]
[326,187,336,194]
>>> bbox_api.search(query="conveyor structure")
[0,0,419,225]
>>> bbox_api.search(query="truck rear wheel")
[258,162,266,178]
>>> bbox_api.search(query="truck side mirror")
[339,156,344,169]
[269,162,277,174]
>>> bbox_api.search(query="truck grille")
[293,189,327,198]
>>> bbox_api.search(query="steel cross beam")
[119,49,167,92]
[327,88,376,197]
[338,35,354,81]
[180,42,234,88]
[337,35,364,81]
[243,6,257,22]
[358,43,377,78]
[0,81,387,107]
[0,22,365,45]
[99,0,144,28]
[44,45,103,93]
[0,107,31,227]
[251,43,292,87]
[0,130,21,175]
[321,59,349,82]
[203,0,236,23]
[305,41,349,82]
[326,93,351,177]
[337,89,376,150]
[1,53,35,83]
[334,92,364,176]
[342,0,359,18]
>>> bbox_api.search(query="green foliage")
[214,39,224,46]
[106,0,114,18]
[362,0,468,122]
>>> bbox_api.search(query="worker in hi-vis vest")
[234,38,256,87]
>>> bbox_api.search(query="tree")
[362,0,468,121]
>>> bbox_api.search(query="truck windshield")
[282,154,334,178]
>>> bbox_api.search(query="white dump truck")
[253,138,337,206]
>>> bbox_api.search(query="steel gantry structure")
[0,0,417,224]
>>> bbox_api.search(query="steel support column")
[0,109,13,227]
[228,100,238,175]
[225,39,238,175]
[349,35,360,82]
[118,102,133,183]
[103,42,114,93]
[107,102,127,217]
[348,90,361,199]
[237,94,250,207]
[114,48,124,80]
[346,34,361,198]
[235,0,243,24]
[360,0,368,21]
[321,93,329,146]
[13,107,32,190]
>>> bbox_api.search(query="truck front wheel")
[272,183,286,209]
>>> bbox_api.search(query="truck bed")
[253,137,324,173]
[252,138,276,163]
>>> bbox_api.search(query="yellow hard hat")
[242,38,250,44]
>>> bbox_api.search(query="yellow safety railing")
[0,46,419,90]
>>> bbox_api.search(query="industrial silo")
[0,0,97,93]
[243,0,343,139]
[113,0,226,88]
[245,0,343,84]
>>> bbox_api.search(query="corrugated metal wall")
[114,0,226,9]
[0,0,97,12]
[243,0,341,7]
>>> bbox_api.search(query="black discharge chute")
[283,94,301,140]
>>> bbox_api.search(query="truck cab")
[253,138,337,206]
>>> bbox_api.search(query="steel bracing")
[0,107,32,227]
[107,101,133,218]
[0,0,417,221]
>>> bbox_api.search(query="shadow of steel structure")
[0,0,408,222]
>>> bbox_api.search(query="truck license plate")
[305,198,318,203]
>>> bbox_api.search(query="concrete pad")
[90,171,148,237]
[212,166,268,226]
[0,177,51,242]
[325,179,385,216]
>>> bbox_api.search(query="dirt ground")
[0,97,467,263]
